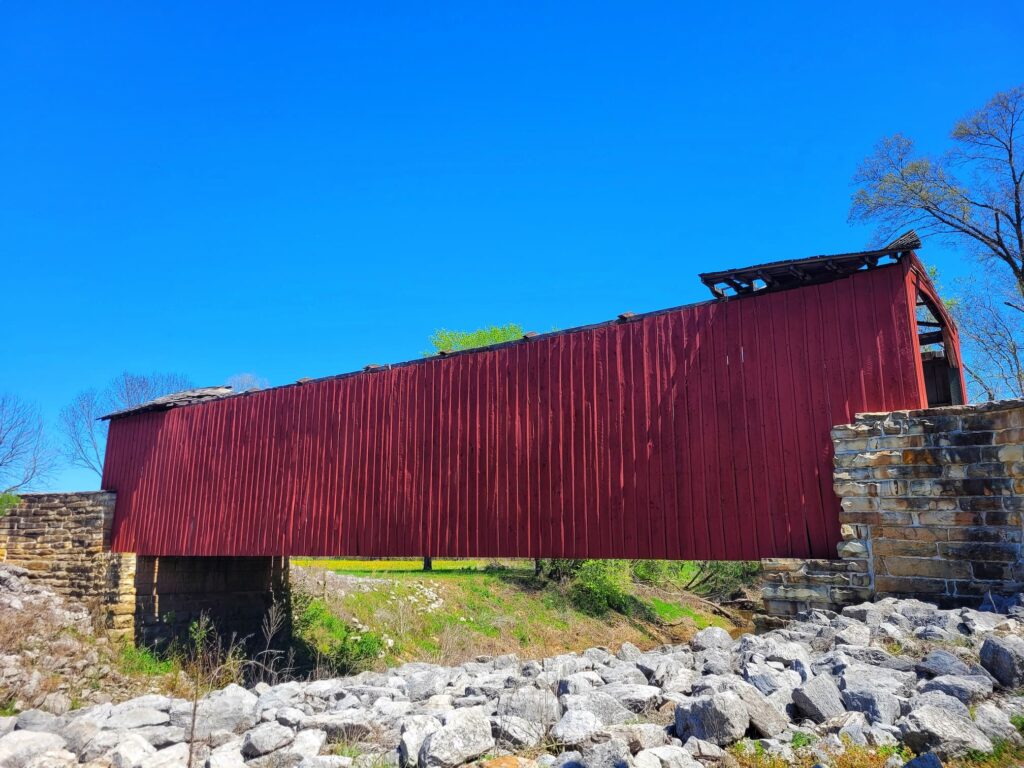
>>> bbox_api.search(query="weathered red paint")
[103,255,955,560]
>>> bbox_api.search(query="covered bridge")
[102,232,963,562]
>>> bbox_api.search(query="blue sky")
[4,2,1022,491]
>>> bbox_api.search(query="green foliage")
[425,323,525,355]
[118,644,175,677]
[685,560,762,599]
[0,493,20,517]
[790,731,816,749]
[1011,714,1024,735]
[567,560,647,617]
[876,744,912,761]
[292,591,385,674]
[630,560,698,586]
[543,559,586,581]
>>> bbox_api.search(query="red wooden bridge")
[102,234,963,561]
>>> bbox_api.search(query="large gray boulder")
[550,710,605,747]
[134,725,186,749]
[490,715,545,749]
[104,706,171,731]
[841,687,900,726]
[398,715,440,767]
[141,742,191,768]
[899,705,994,759]
[0,731,67,768]
[633,745,700,768]
[241,722,295,758]
[599,683,662,713]
[674,692,749,747]
[107,733,157,768]
[980,635,1024,688]
[908,691,971,720]
[792,675,845,723]
[839,662,916,699]
[607,723,672,753]
[733,684,788,738]
[14,711,62,734]
[918,674,993,703]
[580,737,633,768]
[561,691,633,726]
[690,627,733,652]
[289,729,327,759]
[406,669,450,702]
[496,687,560,725]
[557,671,605,696]
[419,710,494,768]
[916,649,971,678]
[170,684,258,740]
[300,711,374,742]
[973,702,1024,744]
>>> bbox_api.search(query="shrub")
[292,592,384,675]
[568,560,635,616]
[543,559,586,581]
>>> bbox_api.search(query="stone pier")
[763,398,1024,615]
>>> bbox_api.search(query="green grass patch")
[117,644,175,677]
[0,493,20,517]
[647,598,729,629]
[292,593,386,674]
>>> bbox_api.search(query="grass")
[292,558,740,667]
[731,739,914,768]
[648,597,730,629]
[117,644,177,677]
[953,741,1024,767]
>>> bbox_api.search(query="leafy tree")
[850,85,1024,399]
[424,323,525,355]
[59,372,193,478]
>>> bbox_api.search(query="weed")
[329,741,363,758]
[790,731,816,749]
[953,739,1024,767]
[1011,713,1024,735]
[117,644,175,677]
[292,592,385,675]
[0,493,19,517]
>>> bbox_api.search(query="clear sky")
[4,2,1023,492]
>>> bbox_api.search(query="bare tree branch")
[58,372,194,480]
[852,86,1024,397]
[0,394,54,493]
[225,373,269,393]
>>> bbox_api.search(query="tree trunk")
[423,556,432,571]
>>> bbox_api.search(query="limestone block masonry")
[763,398,1024,615]
[0,492,137,637]
[0,492,287,645]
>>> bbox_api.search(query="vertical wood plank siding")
[104,260,933,559]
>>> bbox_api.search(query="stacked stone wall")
[0,492,136,637]
[763,398,1024,615]
[133,555,289,648]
